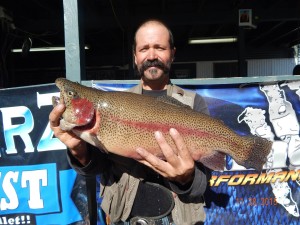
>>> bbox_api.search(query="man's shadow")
[204,186,230,208]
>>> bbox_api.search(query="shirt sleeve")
[66,145,110,177]
[168,162,209,199]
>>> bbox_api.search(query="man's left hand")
[136,128,195,185]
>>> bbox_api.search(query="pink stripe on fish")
[109,115,239,148]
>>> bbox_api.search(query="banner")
[93,78,300,225]
[1,77,300,225]
[0,84,89,225]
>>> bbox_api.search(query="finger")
[136,147,167,172]
[49,103,65,127]
[169,128,192,160]
[154,131,178,163]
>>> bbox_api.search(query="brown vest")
[100,81,206,224]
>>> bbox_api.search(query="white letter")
[21,170,47,209]
[0,106,34,154]
[36,92,66,151]
[0,171,19,210]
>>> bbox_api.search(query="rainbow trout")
[53,78,272,171]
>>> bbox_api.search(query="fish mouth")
[59,110,96,131]
[52,96,61,107]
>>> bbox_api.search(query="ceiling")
[1,0,300,86]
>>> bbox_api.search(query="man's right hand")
[49,103,90,166]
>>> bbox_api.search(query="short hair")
[132,19,175,53]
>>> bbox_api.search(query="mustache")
[138,59,170,75]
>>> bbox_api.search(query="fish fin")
[234,136,272,171]
[199,151,226,171]
[155,96,192,109]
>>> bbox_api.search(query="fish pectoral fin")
[198,151,226,171]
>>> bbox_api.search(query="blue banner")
[1,78,300,225]
[0,84,87,225]
[93,78,300,225]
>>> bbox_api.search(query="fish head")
[53,78,95,130]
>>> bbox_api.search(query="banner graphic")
[1,78,300,225]
[93,79,300,225]
[0,84,88,225]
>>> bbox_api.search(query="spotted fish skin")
[54,78,272,171]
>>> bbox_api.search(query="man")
[49,19,209,225]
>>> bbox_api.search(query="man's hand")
[49,103,89,165]
[136,128,195,185]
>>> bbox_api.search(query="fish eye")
[68,91,74,96]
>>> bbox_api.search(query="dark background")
[1,0,300,87]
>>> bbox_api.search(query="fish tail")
[236,136,272,171]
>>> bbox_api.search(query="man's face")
[134,23,175,82]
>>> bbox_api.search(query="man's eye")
[156,47,165,51]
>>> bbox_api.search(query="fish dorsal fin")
[156,95,192,109]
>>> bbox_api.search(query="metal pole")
[63,0,86,82]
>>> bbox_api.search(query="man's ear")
[133,52,137,68]
[171,47,176,62]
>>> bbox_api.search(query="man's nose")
[147,48,158,61]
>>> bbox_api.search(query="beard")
[136,59,171,77]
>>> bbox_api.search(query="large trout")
[53,78,272,171]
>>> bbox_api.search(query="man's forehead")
[136,24,169,43]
